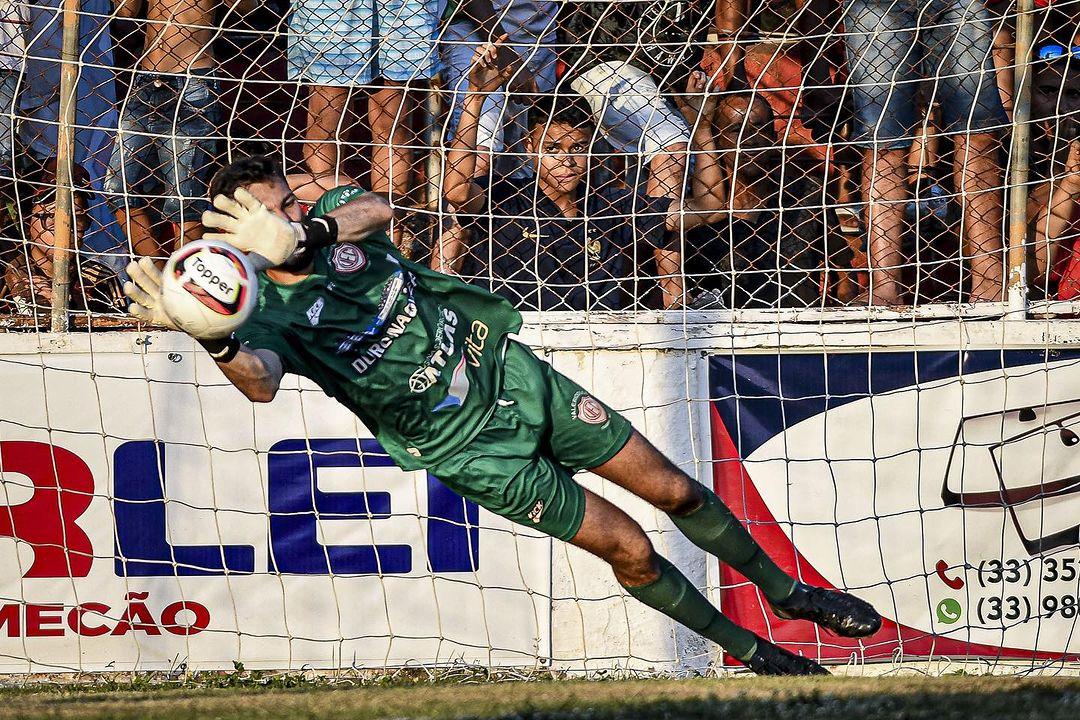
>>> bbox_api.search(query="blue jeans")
[0,69,18,174]
[843,0,1008,148]
[440,20,557,177]
[288,0,439,84]
[104,69,220,224]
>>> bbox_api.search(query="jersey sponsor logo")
[572,391,609,426]
[433,356,471,411]
[349,298,418,375]
[331,244,367,273]
[463,321,489,368]
[408,308,459,394]
[306,297,325,326]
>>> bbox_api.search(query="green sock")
[622,555,758,661]
[670,490,796,603]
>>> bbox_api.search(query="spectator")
[557,0,712,199]
[441,42,724,310]
[684,93,841,309]
[1028,44,1080,299]
[287,0,437,206]
[439,0,557,180]
[841,0,1008,304]
[0,0,26,180]
[20,0,124,269]
[107,1,257,256]
[2,159,123,314]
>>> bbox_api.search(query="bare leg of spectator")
[179,221,204,247]
[287,173,344,203]
[862,148,908,305]
[993,26,1014,119]
[115,206,164,260]
[369,82,419,249]
[954,132,1004,302]
[304,85,357,186]
[648,143,688,200]
[368,82,414,204]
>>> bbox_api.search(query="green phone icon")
[937,598,962,624]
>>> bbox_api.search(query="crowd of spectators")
[4,0,1080,316]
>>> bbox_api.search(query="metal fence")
[4,0,1080,328]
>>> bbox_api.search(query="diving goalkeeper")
[123,147,880,679]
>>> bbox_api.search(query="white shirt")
[0,0,28,72]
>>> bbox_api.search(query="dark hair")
[208,155,285,200]
[31,158,93,207]
[526,94,595,134]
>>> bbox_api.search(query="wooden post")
[1007,0,1034,316]
[50,0,81,332]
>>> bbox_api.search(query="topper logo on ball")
[0,439,480,579]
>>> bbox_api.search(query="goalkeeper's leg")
[569,486,826,676]
[590,431,882,639]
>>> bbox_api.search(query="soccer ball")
[160,240,258,339]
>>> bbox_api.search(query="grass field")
[0,676,1076,720]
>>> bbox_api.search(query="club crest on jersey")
[572,392,608,426]
[331,244,367,273]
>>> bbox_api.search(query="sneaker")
[742,637,829,676]
[770,583,882,638]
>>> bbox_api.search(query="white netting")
[0,0,1077,677]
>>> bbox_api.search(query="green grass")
[0,676,1076,720]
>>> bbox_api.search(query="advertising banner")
[0,344,551,672]
[710,350,1080,662]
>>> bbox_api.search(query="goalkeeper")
[123,151,879,679]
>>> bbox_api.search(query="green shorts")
[429,341,633,541]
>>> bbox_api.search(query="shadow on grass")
[479,686,1080,720]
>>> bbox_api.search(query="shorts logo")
[527,499,545,524]
[331,244,367,273]
[574,393,608,426]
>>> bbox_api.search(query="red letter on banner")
[0,441,93,577]
[25,604,64,637]
[0,604,19,636]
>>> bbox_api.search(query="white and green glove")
[201,188,303,271]
[122,256,183,333]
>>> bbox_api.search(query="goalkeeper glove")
[202,188,303,270]
[122,256,242,359]
[122,256,183,333]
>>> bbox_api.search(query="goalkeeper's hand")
[122,256,183,333]
[202,188,303,270]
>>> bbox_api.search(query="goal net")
[0,0,1077,675]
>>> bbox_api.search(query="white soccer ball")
[160,240,258,339]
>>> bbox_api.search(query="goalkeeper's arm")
[210,342,284,403]
[123,258,284,402]
[203,188,394,270]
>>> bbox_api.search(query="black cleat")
[770,582,882,638]
[743,637,829,676]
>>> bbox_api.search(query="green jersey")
[236,186,523,471]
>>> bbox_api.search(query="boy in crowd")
[440,43,724,310]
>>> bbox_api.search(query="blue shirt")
[21,0,123,263]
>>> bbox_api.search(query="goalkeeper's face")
[526,123,590,195]
[242,177,304,224]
